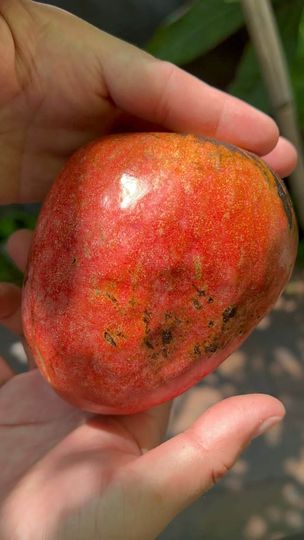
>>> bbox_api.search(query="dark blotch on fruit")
[223,306,237,323]
[143,309,152,325]
[208,320,214,327]
[192,298,202,310]
[193,284,206,297]
[273,173,293,230]
[162,329,173,345]
[207,297,214,304]
[104,331,116,347]
[106,292,118,303]
[144,338,154,349]
[223,305,237,323]
[193,344,202,356]
[204,342,218,354]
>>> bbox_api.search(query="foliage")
[147,0,304,131]
[146,0,244,65]
[0,207,37,285]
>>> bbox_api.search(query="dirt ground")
[1,268,304,540]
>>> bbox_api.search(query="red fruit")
[22,133,298,414]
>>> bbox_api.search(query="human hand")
[0,5,293,536]
[0,333,284,540]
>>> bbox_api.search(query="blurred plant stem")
[241,0,304,229]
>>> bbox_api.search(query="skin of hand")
[0,1,296,538]
[0,342,285,540]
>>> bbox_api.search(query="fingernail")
[253,415,283,439]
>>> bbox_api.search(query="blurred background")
[0,1,304,539]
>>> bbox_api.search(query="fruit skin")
[22,133,298,414]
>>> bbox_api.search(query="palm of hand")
[0,369,170,539]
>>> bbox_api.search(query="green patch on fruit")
[193,254,202,280]
[93,288,102,297]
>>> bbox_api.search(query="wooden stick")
[241,0,304,229]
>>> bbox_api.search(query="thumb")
[121,394,285,539]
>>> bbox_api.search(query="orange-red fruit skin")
[22,133,298,414]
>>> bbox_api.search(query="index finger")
[0,356,13,387]
[99,35,279,155]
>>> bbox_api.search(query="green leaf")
[0,253,23,286]
[0,208,37,243]
[146,0,245,65]
[228,0,304,116]
[0,207,38,284]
